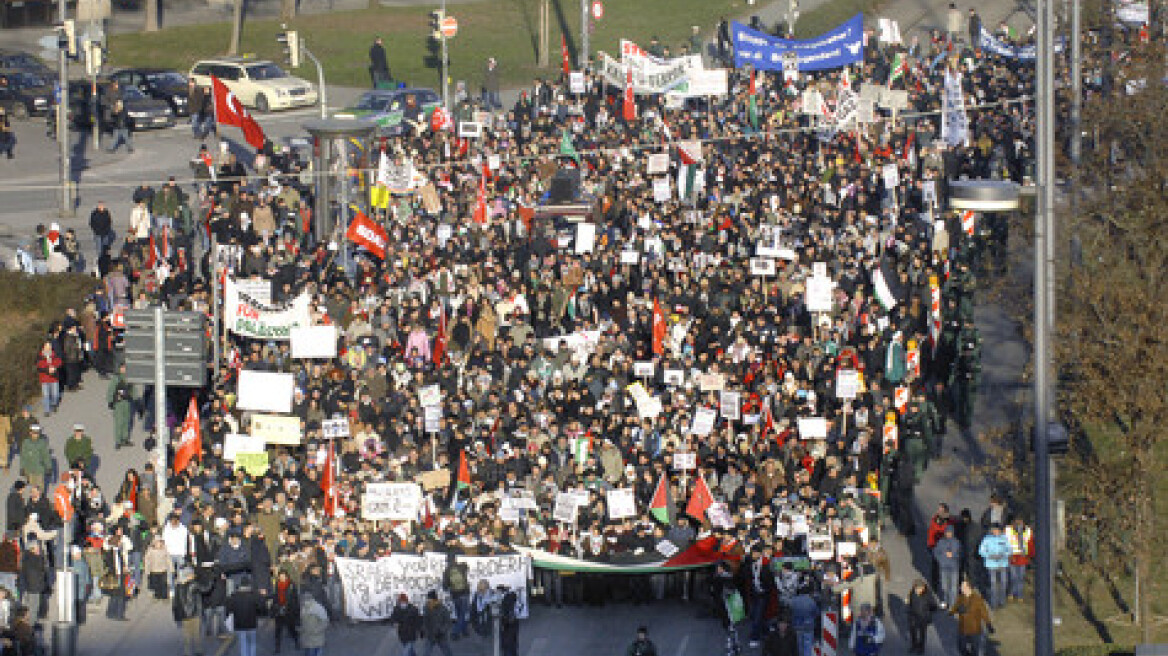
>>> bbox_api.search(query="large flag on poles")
[174,396,202,473]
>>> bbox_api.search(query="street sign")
[440,16,458,38]
[123,309,208,388]
[591,0,604,20]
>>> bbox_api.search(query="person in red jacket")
[35,341,62,416]
[926,503,955,589]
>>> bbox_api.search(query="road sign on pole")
[440,16,458,38]
[591,0,603,20]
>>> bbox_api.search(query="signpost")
[440,16,458,38]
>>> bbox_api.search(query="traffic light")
[277,29,300,68]
[429,10,444,40]
[61,19,77,57]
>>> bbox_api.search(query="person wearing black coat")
[225,575,265,654]
[499,589,520,656]
[173,567,203,656]
[17,540,47,619]
[388,594,422,650]
[268,570,299,654]
[741,545,777,645]
[906,579,941,653]
[762,618,800,656]
[4,482,25,533]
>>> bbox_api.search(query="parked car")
[67,80,175,131]
[109,68,190,116]
[0,69,53,118]
[188,57,316,112]
[0,49,56,83]
[333,88,440,136]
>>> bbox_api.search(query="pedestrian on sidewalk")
[932,524,963,607]
[64,425,94,476]
[0,107,15,159]
[482,58,501,110]
[107,99,134,154]
[1005,517,1034,602]
[17,539,48,620]
[950,580,993,656]
[18,426,50,493]
[978,524,1011,608]
[107,365,134,449]
[627,626,658,656]
[369,37,390,88]
[35,342,61,417]
[906,579,941,654]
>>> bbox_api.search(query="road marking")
[526,636,548,656]
[675,634,690,656]
[213,633,237,656]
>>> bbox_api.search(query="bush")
[1056,646,1135,656]
[0,272,103,415]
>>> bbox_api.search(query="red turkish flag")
[433,302,447,367]
[685,474,714,521]
[345,211,389,259]
[430,106,452,132]
[561,34,571,76]
[322,438,338,518]
[211,76,267,150]
[651,297,666,355]
[622,67,636,121]
[174,396,202,474]
[472,169,488,224]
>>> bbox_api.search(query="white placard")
[487,154,501,171]
[922,180,937,206]
[878,17,902,43]
[836,369,860,400]
[707,502,734,529]
[690,407,717,436]
[233,278,272,306]
[620,250,640,265]
[362,482,423,521]
[424,405,442,433]
[805,276,834,313]
[750,257,776,276]
[699,372,725,392]
[674,452,697,470]
[796,416,829,439]
[719,391,741,421]
[322,418,351,439]
[290,325,339,359]
[837,540,858,558]
[812,261,828,279]
[656,540,680,557]
[419,384,442,408]
[575,223,597,254]
[553,491,580,524]
[606,488,638,520]
[808,531,835,561]
[652,177,671,202]
[663,369,684,386]
[237,371,295,414]
[458,121,483,138]
[569,71,586,94]
[882,163,900,189]
[223,433,266,461]
[647,153,669,175]
[633,361,655,377]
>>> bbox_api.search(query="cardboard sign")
[647,153,670,175]
[553,491,580,524]
[796,416,828,439]
[362,482,423,521]
[836,369,861,400]
[235,452,269,476]
[250,413,302,445]
[606,488,638,520]
[418,468,450,491]
[419,384,442,408]
[750,258,776,276]
[633,361,656,378]
[290,325,339,359]
[699,372,725,392]
[720,391,741,421]
[237,371,295,414]
[322,418,351,439]
[674,452,697,470]
[690,407,717,436]
[223,433,265,461]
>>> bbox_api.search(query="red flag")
[433,302,447,366]
[146,233,157,269]
[472,169,488,224]
[211,76,267,150]
[456,450,471,491]
[345,211,389,259]
[685,474,714,521]
[760,402,777,443]
[902,131,915,161]
[174,396,202,474]
[749,68,756,96]
[430,106,452,132]
[622,68,636,121]
[651,297,666,355]
[322,438,338,518]
[561,34,571,76]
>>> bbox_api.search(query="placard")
[419,384,442,408]
[882,163,900,190]
[719,391,741,421]
[606,488,638,520]
[750,258,776,276]
[633,361,656,378]
[699,372,725,392]
[620,250,640,265]
[575,223,597,254]
[674,452,697,470]
[233,278,272,306]
[235,452,269,476]
[458,121,483,138]
[553,491,580,524]
[569,71,586,94]
[707,502,734,529]
[805,276,834,313]
[836,369,860,400]
[223,433,265,461]
[290,325,338,359]
[424,405,442,433]
[322,418,351,439]
[362,482,423,521]
[418,468,450,491]
[656,540,680,558]
[663,369,684,386]
[879,88,910,110]
[690,407,717,436]
[796,416,828,439]
[812,261,828,279]
[627,382,664,419]
[647,153,669,175]
[652,177,671,202]
[250,413,302,445]
[237,371,295,414]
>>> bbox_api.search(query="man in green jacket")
[107,365,134,449]
[19,425,51,491]
[65,424,95,474]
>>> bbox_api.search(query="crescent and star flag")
[561,33,571,76]
[174,396,202,473]
[685,474,714,521]
[652,297,666,355]
[623,67,636,121]
[345,211,389,259]
[211,76,266,150]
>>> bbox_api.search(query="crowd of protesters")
[4,9,1147,656]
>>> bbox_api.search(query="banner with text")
[225,277,313,340]
[732,14,864,71]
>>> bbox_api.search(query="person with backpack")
[388,593,422,656]
[298,593,329,656]
[172,567,203,656]
[440,553,470,640]
[421,590,453,656]
[498,587,520,656]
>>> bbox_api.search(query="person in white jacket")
[129,201,152,243]
[161,513,190,594]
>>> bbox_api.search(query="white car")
[188,57,317,112]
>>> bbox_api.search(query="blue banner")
[732,14,864,72]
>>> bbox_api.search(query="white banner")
[336,554,530,621]
[290,325,338,359]
[236,371,295,414]
[250,413,303,445]
[597,51,694,94]
[362,482,423,521]
[225,277,313,341]
[223,433,266,461]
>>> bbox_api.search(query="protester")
[906,578,940,653]
[226,574,264,656]
[849,603,885,655]
[173,566,203,656]
[950,579,993,656]
[388,593,423,656]
[298,593,329,656]
[422,589,454,656]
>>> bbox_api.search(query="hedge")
[0,272,103,415]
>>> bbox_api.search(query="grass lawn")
[792,0,878,38]
[109,0,751,93]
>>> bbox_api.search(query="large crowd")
[3,9,1132,656]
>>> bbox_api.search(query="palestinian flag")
[677,140,702,201]
[456,449,471,491]
[872,259,905,311]
[888,52,908,86]
[559,129,580,165]
[649,474,675,525]
[747,68,759,130]
[569,436,590,465]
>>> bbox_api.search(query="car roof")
[192,57,276,67]
[115,67,185,74]
[362,88,437,98]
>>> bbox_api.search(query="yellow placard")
[235,452,270,476]
[250,414,303,445]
